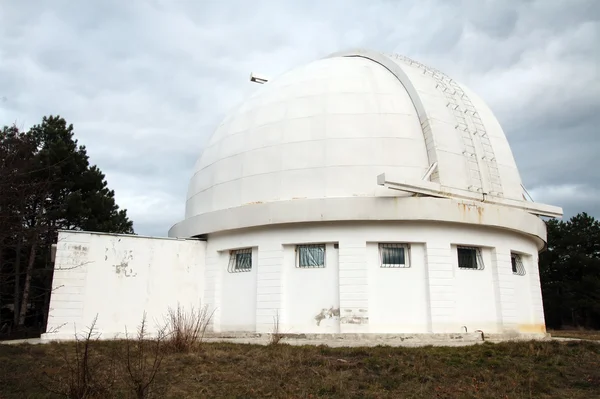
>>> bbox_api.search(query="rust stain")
[456,202,485,224]
[517,324,546,334]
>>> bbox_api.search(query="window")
[379,243,410,268]
[228,248,252,273]
[511,252,526,276]
[297,244,325,268]
[457,246,484,270]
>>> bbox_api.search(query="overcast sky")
[1,0,598,236]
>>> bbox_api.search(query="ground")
[549,329,600,341]
[0,339,599,398]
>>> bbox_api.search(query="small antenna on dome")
[250,72,269,84]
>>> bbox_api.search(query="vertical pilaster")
[43,233,91,340]
[255,244,283,333]
[426,243,455,333]
[529,252,546,333]
[492,247,516,332]
[338,241,368,333]
[203,252,221,332]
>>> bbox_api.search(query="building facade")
[43,50,562,340]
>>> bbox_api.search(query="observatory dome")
[45,50,564,341]
[170,50,554,238]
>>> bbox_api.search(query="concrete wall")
[42,231,205,340]
[366,243,429,333]
[219,247,257,331]
[450,245,498,333]
[44,220,545,340]
[282,243,339,334]
[206,220,544,336]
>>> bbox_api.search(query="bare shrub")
[163,303,214,352]
[41,314,116,398]
[120,312,165,399]
[269,310,283,345]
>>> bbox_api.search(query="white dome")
[171,50,536,237]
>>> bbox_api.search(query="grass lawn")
[0,340,599,398]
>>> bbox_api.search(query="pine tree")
[540,213,600,329]
[0,116,134,335]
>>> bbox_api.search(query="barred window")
[511,253,526,276]
[379,243,410,268]
[228,248,252,273]
[457,246,484,270]
[297,244,325,268]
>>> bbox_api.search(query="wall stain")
[315,307,340,326]
[70,244,89,252]
[517,323,546,334]
[113,249,136,277]
[340,308,369,325]
[114,262,137,277]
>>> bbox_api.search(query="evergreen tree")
[540,213,600,329]
[0,116,133,336]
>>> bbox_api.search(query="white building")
[43,50,562,341]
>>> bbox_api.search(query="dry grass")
[37,315,117,399]
[269,311,283,346]
[120,313,165,398]
[162,304,214,353]
[1,339,599,398]
[549,329,600,341]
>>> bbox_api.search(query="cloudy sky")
[1,0,598,236]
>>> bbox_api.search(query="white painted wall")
[282,243,339,334]
[204,220,544,335]
[44,219,545,340]
[43,231,205,340]
[513,253,534,329]
[219,247,257,331]
[450,245,499,333]
[366,243,429,333]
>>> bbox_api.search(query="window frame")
[511,252,526,276]
[379,243,410,268]
[296,244,326,268]
[228,248,253,273]
[456,246,484,270]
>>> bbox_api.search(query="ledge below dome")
[168,196,547,249]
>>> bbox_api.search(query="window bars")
[228,248,252,273]
[457,246,484,270]
[511,253,526,276]
[297,244,326,268]
[379,243,410,268]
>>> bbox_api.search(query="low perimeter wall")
[42,231,205,341]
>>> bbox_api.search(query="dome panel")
[241,146,282,177]
[280,140,327,171]
[280,168,327,200]
[180,51,529,229]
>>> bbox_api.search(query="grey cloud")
[1,0,598,235]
